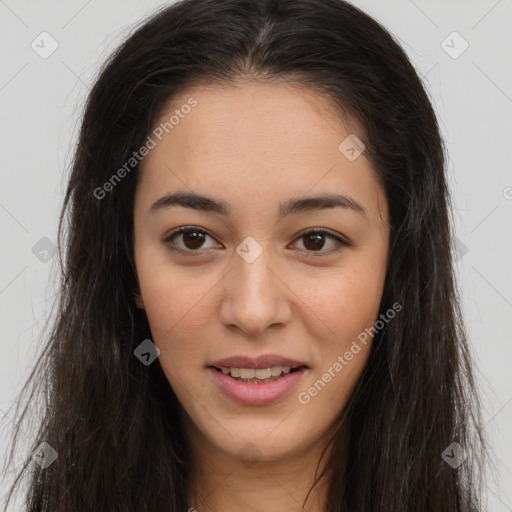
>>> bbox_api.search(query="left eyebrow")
[149,191,367,218]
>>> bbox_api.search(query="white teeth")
[219,365,295,379]
[238,368,255,379]
[271,366,282,377]
[255,368,272,379]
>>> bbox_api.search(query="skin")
[133,79,390,512]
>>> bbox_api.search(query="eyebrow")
[149,191,367,218]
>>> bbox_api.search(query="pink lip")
[208,366,307,405]
[209,354,307,370]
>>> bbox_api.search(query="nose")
[219,245,292,337]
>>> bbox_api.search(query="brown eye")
[163,227,349,257]
[293,229,349,255]
[164,227,219,253]
[181,229,206,250]
[302,232,326,251]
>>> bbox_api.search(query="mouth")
[210,365,306,384]
[207,361,309,405]
[209,364,307,384]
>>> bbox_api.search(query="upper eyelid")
[163,226,218,244]
[164,226,349,250]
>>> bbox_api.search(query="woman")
[2,0,488,510]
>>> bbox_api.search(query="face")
[133,80,390,466]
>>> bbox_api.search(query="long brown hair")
[2,0,489,510]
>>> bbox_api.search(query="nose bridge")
[220,239,289,334]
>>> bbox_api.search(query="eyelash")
[162,226,351,257]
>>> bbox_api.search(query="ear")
[133,290,145,309]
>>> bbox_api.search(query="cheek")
[294,271,381,411]
[143,280,211,339]
[135,242,212,331]
[295,250,387,402]
[139,271,213,400]
[135,251,220,377]
[302,257,387,340]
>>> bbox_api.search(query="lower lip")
[208,367,307,405]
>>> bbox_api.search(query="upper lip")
[209,354,307,370]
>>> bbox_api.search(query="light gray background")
[1,0,511,510]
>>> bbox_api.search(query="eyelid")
[162,226,351,256]
[292,228,351,257]
[162,226,220,253]
[295,228,351,246]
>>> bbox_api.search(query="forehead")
[135,80,386,221]
[147,79,357,163]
